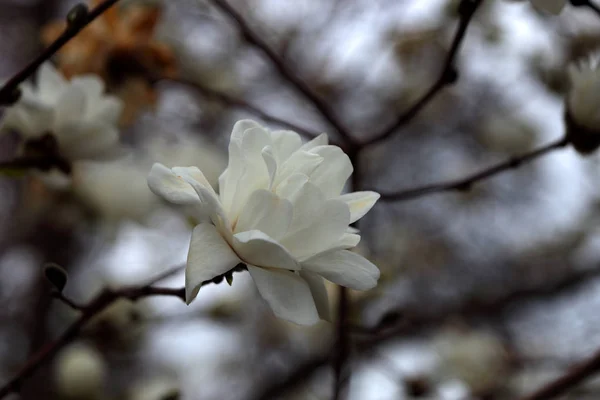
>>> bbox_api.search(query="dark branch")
[516,349,600,400]
[166,77,324,141]
[0,262,241,399]
[377,137,569,202]
[207,0,355,145]
[583,0,600,18]
[0,0,122,105]
[360,0,484,148]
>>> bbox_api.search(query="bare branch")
[0,0,122,105]
[377,137,569,202]
[166,77,324,141]
[360,0,484,148]
[207,0,355,145]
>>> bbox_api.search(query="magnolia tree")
[1,0,600,399]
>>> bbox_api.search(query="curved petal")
[337,191,380,223]
[308,145,352,198]
[299,271,330,321]
[233,230,299,270]
[281,199,351,261]
[262,146,277,189]
[299,133,328,151]
[302,250,380,291]
[234,190,293,240]
[186,223,241,304]
[182,173,231,234]
[274,150,323,187]
[147,163,199,205]
[231,119,264,143]
[271,129,302,162]
[172,166,218,199]
[248,266,319,325]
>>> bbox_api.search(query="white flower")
[148,120,380,325]
[567,54,600,131]
[1,63,123,162]
[529,0,567,14]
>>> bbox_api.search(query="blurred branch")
[516,349,600,400]
[359,0,484,148]
[0,0,122,105]
[0,262,227,398]
[377,137,569,202]
[0,154,71,176]
[583,0,600,17]
[207,0,355,145]
[251,259,600,400]
[165,77,325,141]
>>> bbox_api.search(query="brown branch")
[251,259,600,400]
[207,0,355,145]
[516,350,600,400]
[0,0,122,105]
[360,0,484,148]
[165,77,324,141]
[0,285,184,399]
[377,137,569,202]
[0,263,231,399]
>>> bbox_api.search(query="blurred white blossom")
[148,120,380,325]
[54,343,107,400]
[1,63,123,162]
[72,158,159,224]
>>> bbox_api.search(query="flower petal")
[147,163,199,205]
[234,189,293,240]
[271,129,302,162]
[299,133,328,151]
[302,250,380,291]
[54,86,88,134]
[233,230,299,270]
[308,146,353,198]
[248,266,319,325]
[186,223,241,304]
[299,271,330,321]
[337,191,380,223]
[37,63,67,101]
[172,166,218,199]
[71,75,104,99]
[281,198,351,261]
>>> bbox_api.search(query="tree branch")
[0,0,122,105]
[0,263,236,399]
[516,349,600,400]
[377,137,569,202]
[583,0,600,18]
[360,0,484,148]
[207,0,355,145]
[166,77,323,141]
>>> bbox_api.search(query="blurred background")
[1,0,600,399]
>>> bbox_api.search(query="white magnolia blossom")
[567,54,600,130]
[528,0,566,14]
[54,343,107,400]
[148,120,380,325]
[1,62,123,161]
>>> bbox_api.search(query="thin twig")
[0,284,184,399]
[0,0,122,105]
[251,259,600,400]
[207,0,355,145]
[360,0,484,148]
[516,349,600,400]
[377,137,569,202]
[166,77,323,140]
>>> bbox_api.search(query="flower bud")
[54,343,106,400]
[565,54,600,154]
